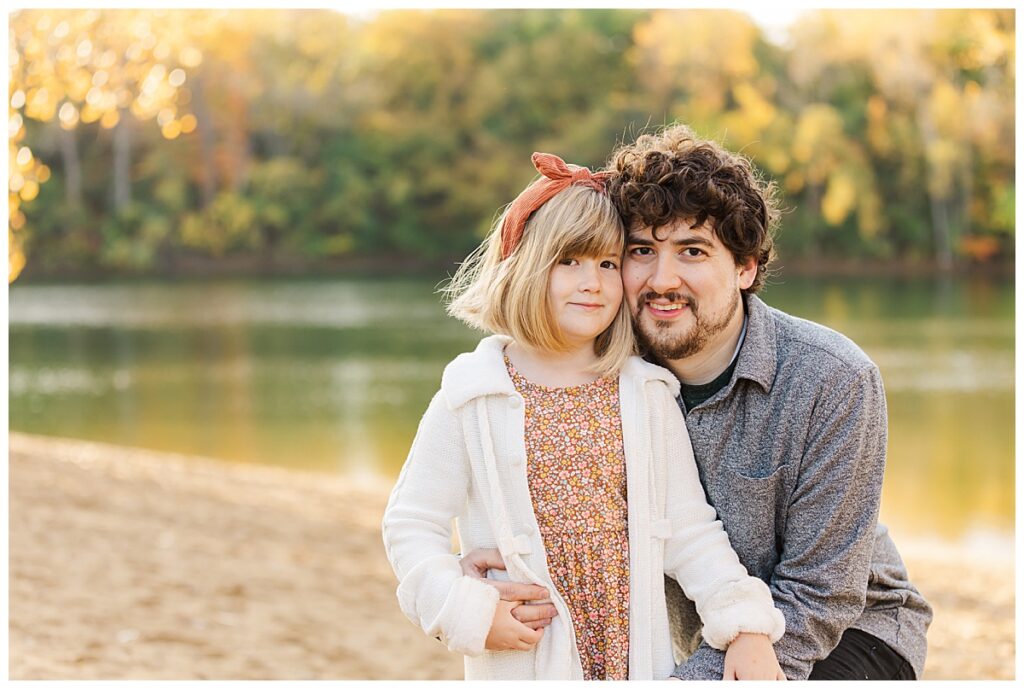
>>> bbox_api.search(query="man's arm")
[674,364,888,680]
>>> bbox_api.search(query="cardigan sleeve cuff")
[434,575,501,657]
[696,576,786,650]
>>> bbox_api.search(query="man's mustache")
[636,291,698,315]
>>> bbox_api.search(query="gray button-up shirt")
[667,294,932,680]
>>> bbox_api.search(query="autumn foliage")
[8,9,1015,282]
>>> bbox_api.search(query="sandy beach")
[8,432,1015,680]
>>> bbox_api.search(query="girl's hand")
[485,600,545,651]
[723,632,786,680]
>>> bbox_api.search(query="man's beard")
[633,290,740,360]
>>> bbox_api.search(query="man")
[461,124,932,680]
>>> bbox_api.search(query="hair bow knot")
[499,152,611,259]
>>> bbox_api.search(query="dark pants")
[809,628,916,680]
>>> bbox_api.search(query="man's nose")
[648,255,682,294]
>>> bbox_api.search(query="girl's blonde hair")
[443,184,635,378]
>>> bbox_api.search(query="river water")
[9,274,1014,542]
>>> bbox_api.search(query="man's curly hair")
[607,124,780,294]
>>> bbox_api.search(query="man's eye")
[629,247,652,256]
[683,248,705,257]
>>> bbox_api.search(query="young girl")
[381,153,785,680]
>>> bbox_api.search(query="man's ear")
[737,256,758,290]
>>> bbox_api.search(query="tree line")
[9,9,1014,281]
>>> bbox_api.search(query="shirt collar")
[732,293,778,393]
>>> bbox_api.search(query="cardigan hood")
[440,334,680,410]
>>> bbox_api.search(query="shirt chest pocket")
[712,461,792,571]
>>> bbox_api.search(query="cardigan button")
[509,396,522,408]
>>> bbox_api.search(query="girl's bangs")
[557,210,623,260]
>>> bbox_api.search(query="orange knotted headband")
[499,152,612,259]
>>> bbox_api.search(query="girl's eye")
[558,257,578,266]
[601,260,619,270]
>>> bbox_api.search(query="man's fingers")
[491,581,549,602]
[460,548,506,578]
[511,602,557,623]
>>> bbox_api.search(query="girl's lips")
[570,302,603,311]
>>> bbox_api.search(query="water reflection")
[8,275,1014,541]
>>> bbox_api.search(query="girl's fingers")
[522,625,544,645]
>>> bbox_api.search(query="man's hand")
[485,600,545,651]
[461,548,558,630]
[723,632,786,680]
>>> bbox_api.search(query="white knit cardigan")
[382,335,784,680]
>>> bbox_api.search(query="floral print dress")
[505,355,630,680]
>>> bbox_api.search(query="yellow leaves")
[179,113,197,133]
[9,226,27,283]
[8,113,24,139]
[179,46,202,68]
[58,101,80,129]
[784,170,805,194]
[20,180,40,201]
[7,134,47,283]
[25,87,57,121]
[821,171,856,225]
[100,109,120,129]
[161,120,182,140]
[792,104,843,171]
[11,9,202,133]
[721,82,777,145]
[635,10,758,78]
[168,68,186,87]
[865,95,891,155]
[928,79,965,140]
[632,9,760,106]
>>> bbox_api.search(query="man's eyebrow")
[625,234,714,248]
[675,236,714,248]
[626,235,654,245]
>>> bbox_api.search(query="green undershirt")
[679,355,740,412]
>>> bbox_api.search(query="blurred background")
[7,7,1015,680]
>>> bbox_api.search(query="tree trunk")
[191,74,218,207]
[112,108,132,211]
[917,107,954,271]
[59,125,82,209]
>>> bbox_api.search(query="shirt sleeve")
[673,363,888,680]
[657,382,785,652]
[381,390,499,656]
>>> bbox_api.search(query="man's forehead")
[627,218,715,241]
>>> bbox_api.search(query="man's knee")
[809,628,915,681]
